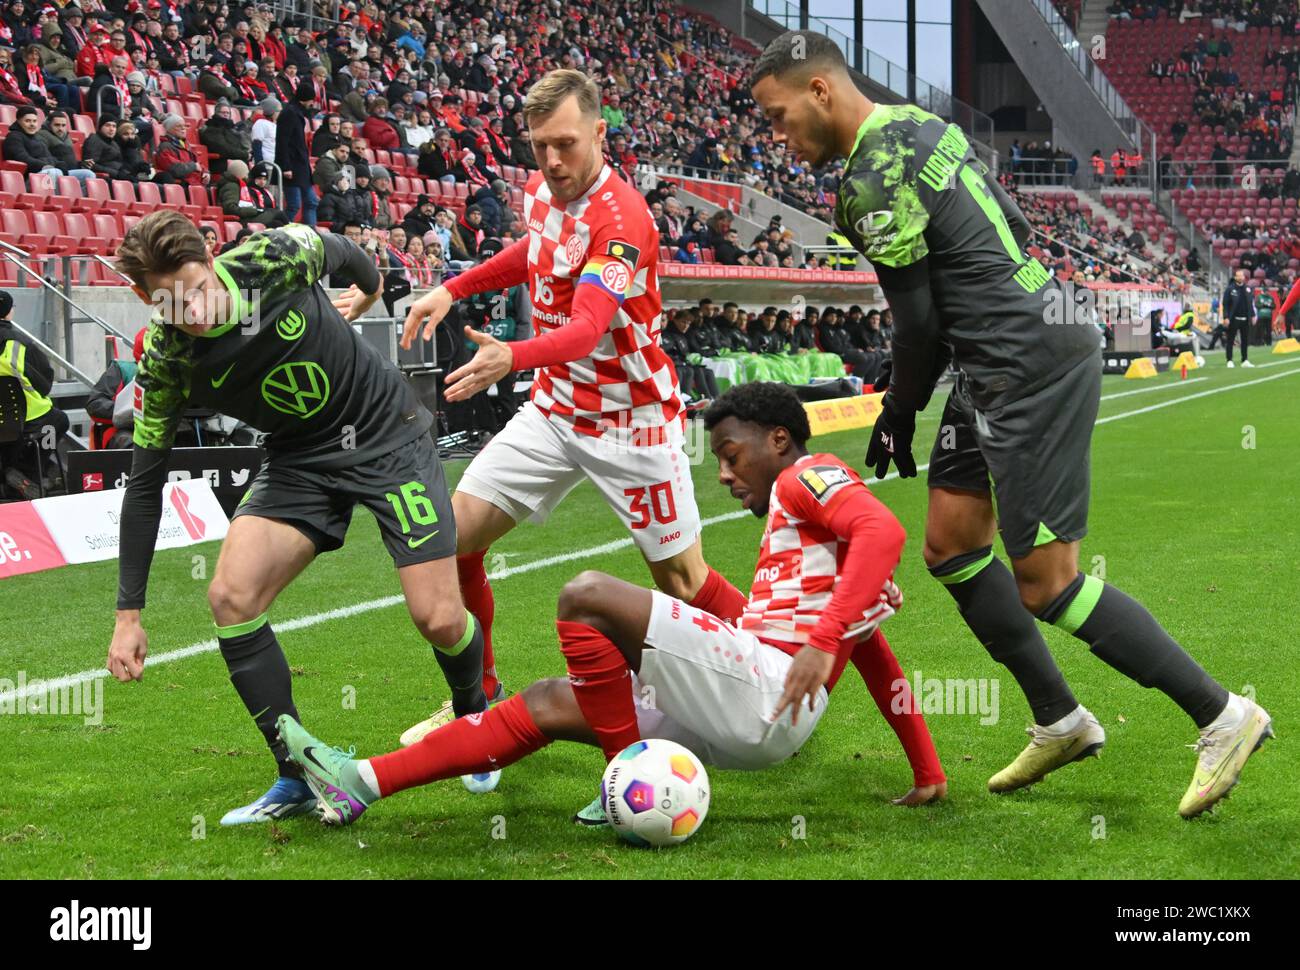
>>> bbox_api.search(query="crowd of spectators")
[1011,174,1202,287]
[0,0,1218,299]
[1109,0,1300,30]
[656,299,893,404]
[0,0,860,276]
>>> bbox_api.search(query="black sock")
[930,547,1078,725]
[433,609,488,717]
[1037,574,1229,728]
[216,614,301,779]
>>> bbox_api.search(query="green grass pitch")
[3,356,1298,879]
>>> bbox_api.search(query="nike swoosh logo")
[407,530,440,548]
[1195,736,1246,797]
[211,363,237,388]
[303,746,331,775]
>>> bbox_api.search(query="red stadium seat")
[111,180,149,215]
[32,211,75,254]
[93,212,122,243]
[62,212,100,254]
[0,169,23,207]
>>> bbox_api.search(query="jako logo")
[169,487,206,541]
[49,900,151,950]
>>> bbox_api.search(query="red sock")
[852,630,946,787]
[557,620,640,762]
[457,550,499,698]
[370,695,549,796]
[688,566,748,625]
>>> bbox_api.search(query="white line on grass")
[7,358,1300,704]
[1097,363,1300,424]
[1101,377,1206,401]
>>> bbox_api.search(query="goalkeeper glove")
[865,392,918,479]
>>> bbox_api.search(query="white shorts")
[457,402,702,563]
[630,591,827,770]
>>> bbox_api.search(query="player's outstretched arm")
[401,238,530,350]
[443,273,622,402]
[109,446,171,682]
[772,482,906,722]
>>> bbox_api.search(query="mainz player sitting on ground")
[276,383,947,829]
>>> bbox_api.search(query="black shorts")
[233,432,457,567]
[927,351,1101,559]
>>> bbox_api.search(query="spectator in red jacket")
[154,113,209,187]
[104,28,137,72]
[75,27,112,77]
[361,97,399,150]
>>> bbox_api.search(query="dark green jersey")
[134,225,430,468]
[834,104,1099,411]
[118,226,430,610]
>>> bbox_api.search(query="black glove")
[864,392,917,479]
[872,358,892,394]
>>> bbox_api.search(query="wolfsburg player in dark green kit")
[750,31,1270,818]
[104,211,496,824]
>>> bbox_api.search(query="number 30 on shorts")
[624,481,678,530]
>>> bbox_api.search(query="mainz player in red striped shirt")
[393,71,742,787]
[275,383,946,830]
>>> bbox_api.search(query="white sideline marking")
[1101,377,1206,401]
[7,360,1300,704]
[1097,363,1300,424]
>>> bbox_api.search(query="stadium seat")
[0,169,23,207]
[112,180,150,216]
[32,211,75,254]
[93,212,122,244]
[62,213,101,254]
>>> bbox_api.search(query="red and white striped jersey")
[740,453,902,652]
[522,164,683,440]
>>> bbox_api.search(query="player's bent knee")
[520,678,575,737]
[1014,577,1058,617]
[648,562,702,601]
[411,600,469,648]
[556,570,613,623]
[207,578,263,626]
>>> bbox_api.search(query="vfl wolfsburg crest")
[277,309,307,340]
[261,361,330,418]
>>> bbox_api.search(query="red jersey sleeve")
[510,204,654,371]
[778,461,907,659]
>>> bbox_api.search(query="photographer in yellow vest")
[0,291,68,497]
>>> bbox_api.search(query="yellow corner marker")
[1172,351,1199,371]
[1272,337,1300,355]
[1124,358,1157,379]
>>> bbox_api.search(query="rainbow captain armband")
[578,254,635,303]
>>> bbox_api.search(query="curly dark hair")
[702,382,811,447]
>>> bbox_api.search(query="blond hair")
[523,69,600,125]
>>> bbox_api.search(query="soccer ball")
[600,739,710,847]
